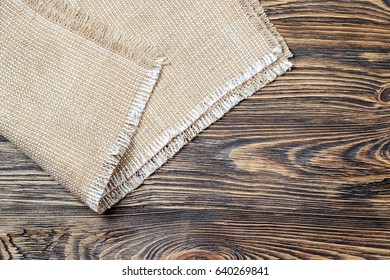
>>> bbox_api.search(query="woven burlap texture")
[0,0,293,213]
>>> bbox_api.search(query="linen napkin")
[0,0,293,213]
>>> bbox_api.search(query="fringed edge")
[87,57,165,213]
[105,44,283,186]
[96,56,292,213]
[239,0,293,58]
[22,0,165,69]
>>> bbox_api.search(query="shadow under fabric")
[0,0,293,213]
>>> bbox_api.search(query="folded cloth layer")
[0,0,293,213]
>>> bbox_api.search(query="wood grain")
[1,0,390,259]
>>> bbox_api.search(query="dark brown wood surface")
[1,0,390,260]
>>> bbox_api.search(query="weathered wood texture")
[1,0,390,259]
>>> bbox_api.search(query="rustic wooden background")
[1,0,390,260]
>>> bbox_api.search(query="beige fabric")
[0,0,293,213]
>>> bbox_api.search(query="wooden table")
[1,0,390,260]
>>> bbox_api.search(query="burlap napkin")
[0,0,293,213]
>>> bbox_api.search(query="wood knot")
[378,86,390,103]
[168,249,224,260]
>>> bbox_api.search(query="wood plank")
[0,0,390,259]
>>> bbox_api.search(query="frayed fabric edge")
[22,0,165,68]
[97,56,293,214]
[87,57,165,213]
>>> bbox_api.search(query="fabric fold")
[0,0,165,212]
[0,0,293,213]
